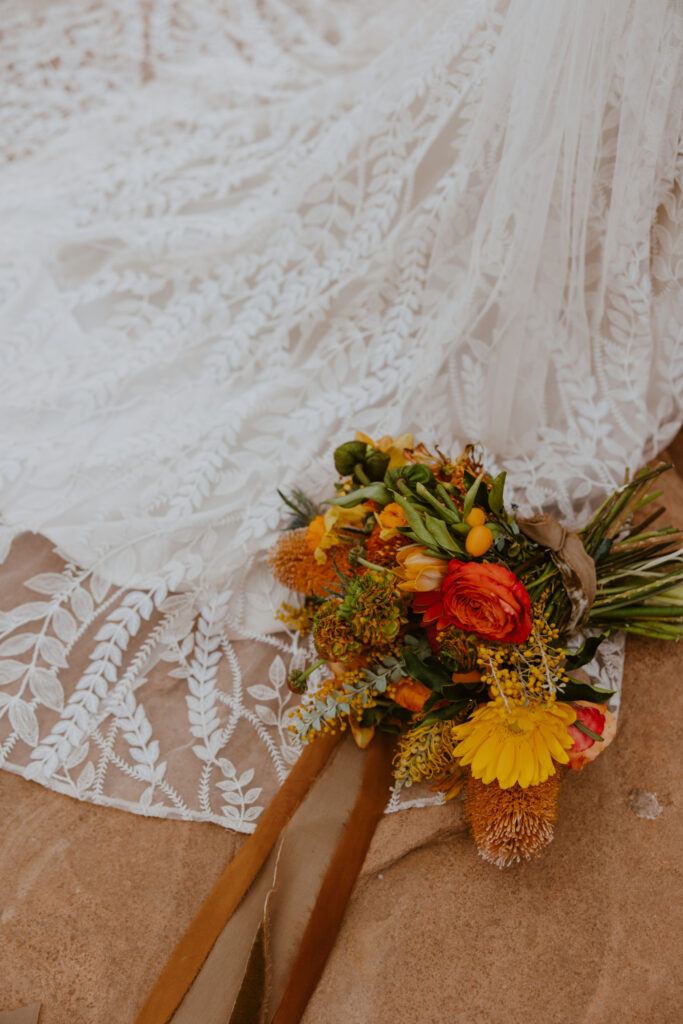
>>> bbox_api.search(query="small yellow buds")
[466,523,494,556]
[465,507,487,527]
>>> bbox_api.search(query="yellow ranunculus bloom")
[452,700,576,789]
[354,430,414,469]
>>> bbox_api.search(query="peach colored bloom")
[396,545,449,593]
[567,701,617,770]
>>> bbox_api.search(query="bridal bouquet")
[269,434,682,866]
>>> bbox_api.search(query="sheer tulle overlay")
[0,0,680,829]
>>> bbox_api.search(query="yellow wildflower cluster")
[393,719,461,786]
[451,612,576,788]
[275,601,314,634]
[476,612,568,708]
[305,505,368,564]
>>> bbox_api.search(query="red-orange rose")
[413,560,532,643]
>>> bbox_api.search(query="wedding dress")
[0,0,681,830]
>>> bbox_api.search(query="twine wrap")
[517,514,597,633]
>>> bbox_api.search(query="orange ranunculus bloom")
[305,515,326,553]
[414,560,532,643]
[375,501,408,540]
[396,544,449,592]
[390,678,432,712]
[378,502,407,530]
[567,701,617,770]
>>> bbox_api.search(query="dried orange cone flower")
[396,544,449,592]
[269,529,352,598]
[465,772,561,868]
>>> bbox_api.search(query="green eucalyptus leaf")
[393,495,435,546]
[327,483,391,507]
[560,677,615,703]
[423,513,461,555]
[462,471,485,519]
[564,635,608,671]
[422,699,470,723]
[488,472,507,515]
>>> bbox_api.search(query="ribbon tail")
[0,1006,42,1024]
[136,729,395,1024]
[134,730,342,1024]
[272,730,395,1023]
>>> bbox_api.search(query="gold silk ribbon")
[135,731,395,1024]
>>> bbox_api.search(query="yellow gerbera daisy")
[452,700,576,789]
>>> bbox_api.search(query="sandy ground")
[1,440,681,1024]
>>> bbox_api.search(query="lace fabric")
[0,0,681,830]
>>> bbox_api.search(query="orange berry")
[465,524,494,557]
[465,508,486,527]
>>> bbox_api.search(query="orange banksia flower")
[269,529,352,598]
[465,773,561,868]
